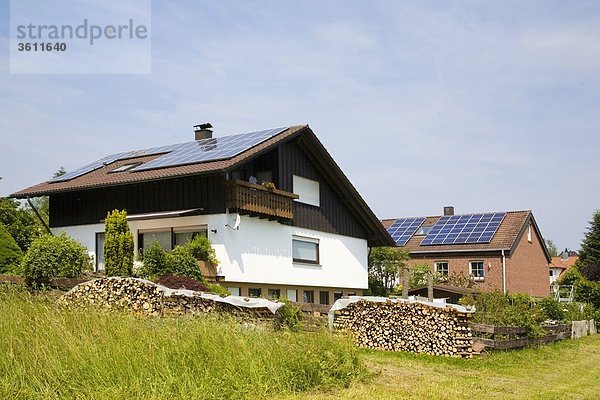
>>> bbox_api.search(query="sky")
[0,0,599,251]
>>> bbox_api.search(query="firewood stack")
[333,300,474,358]
[58,277,278,323]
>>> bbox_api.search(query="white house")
[12,124,393,305]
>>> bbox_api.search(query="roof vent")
[194,123,213,140]
[443,206,455,216]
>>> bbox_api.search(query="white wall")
[53,213,368,289]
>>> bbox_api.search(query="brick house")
[381,207,552,297]
[12,124,394,305]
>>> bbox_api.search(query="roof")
[382,210,551,261]
[549,255,579,271]
[12,124,394,247]
[11,125,306,198]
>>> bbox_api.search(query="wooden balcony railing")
[224,180,299,220]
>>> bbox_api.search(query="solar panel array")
[387,217,426,246]
[420,212,506,245]
[131,127,286,172]
[50,127,287,182]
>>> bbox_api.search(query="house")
[549,249,579,285]
[381,207,552,297]
[12,124,394,304]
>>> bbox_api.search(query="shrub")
[0,222,22,274]
[574,279,600,309]
[21,233,91,286]
[155,275,209,292]
[205,282,230,297]
[139,241,168,278]
[185,234,219,266]
[538,297,564,321]
[166,246,203,282]
[277,296,301,332]
[104,210,134,277]
[558,266,584,285]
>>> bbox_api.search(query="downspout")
[26,196,52,235]
[501,249,506,295]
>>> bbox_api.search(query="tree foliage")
[21,233,91,286]
[0,222,22,274]
[545,239,558,258]
[368,247,409,296]
[0,198,42,252]
[578,210,600,281]
[104,210,134,277]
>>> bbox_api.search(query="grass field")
[2,285,599,400]
[288,333,600,400]
[0,285,363,400]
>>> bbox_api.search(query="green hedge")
[0,222,22,274]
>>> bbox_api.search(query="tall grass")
[0,285,363,399]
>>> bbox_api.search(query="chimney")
[194,123,213,140]
[443,206,455,216]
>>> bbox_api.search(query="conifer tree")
[104,210,134,276]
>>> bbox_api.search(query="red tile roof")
[381,210,534,253]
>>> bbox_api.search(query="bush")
[206,283,230,297]
[0,222,22,274]
[155,275,209,292]
[166,246,203,282]
[139,241,168,278]
[574,279,600,309]
[21,233,91,286]
[277,296,301,332]
[558,266,584,285]
[185,234,219,266]
[104,210,134,277]
[538,297,565,321]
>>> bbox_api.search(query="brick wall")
[506,222,550,297]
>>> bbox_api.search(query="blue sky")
[1,1,599,251]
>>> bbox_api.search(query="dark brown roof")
[11,125,306,198]
[382,211,548,258]
[408,284,478,295]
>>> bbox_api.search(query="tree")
[0,197,42,252]
[578,210,600,281]
[104,210,134,277]
[545,239,558,258]
[0,222,22,274]
[23,167,66,224]
[368,247,409,296]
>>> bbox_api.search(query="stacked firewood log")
[333,300,474,358]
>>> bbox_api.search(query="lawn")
[288,333,600,400]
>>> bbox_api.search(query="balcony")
[224,180,299,221]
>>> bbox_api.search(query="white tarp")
[328,295,475,332]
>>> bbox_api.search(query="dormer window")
[110,162,142,173]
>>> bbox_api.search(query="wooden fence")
[472,323,572,350]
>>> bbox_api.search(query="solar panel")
[50,127,287,182]
[386,217,426,246]
[420,212,506,245]
[131,127,286,172]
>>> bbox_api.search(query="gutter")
[502,249,507,295]
[410,248,510,254]
[26,196,52,235]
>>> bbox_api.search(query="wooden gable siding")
[278,138,368,239]
[49,174,225,228]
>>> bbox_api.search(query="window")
[527,224,532,242]
[293,175,320,206]
[228,287,240,296]
[138,226,207,252]
[292,236,319,264]
[268,289,281,300]
[470,261,485,281]
[95,232,105,272]
[109,162,142,173]
[347,291,356,296]
[248,288,262,298]
[333,291,343,301]
[319,291,329,305]
[416,225,433,235]
[303,290,314,303]
[286,289,297,302]
[435,262,449,277]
